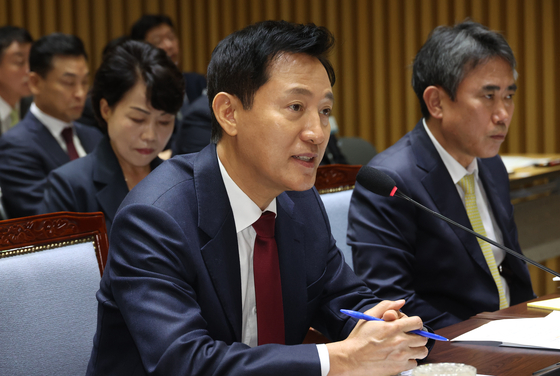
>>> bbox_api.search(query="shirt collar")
[423,118,478,183]
[0,95,14,123]
[30,102,73,136]
[217,151,277,234]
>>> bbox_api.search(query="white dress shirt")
[217,155,330,375]
[0,95,18,135]
[423,119,510,304]
[30,103,87,157]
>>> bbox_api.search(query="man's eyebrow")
[61,72,89,78]
[482,84,518,92]
[130,106,150,115]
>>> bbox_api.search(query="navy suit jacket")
[172,93,212,156]
[41,136,162,235]
[0,111,103,218]
[87,143,382,375]
[183,72,206,107]
[348,120,535,330]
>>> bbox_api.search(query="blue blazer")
[0,111,103,218]
[172,93,212,156]
[348,120,535,330]
[87,143,382,376]
[183,72,207,107]
[41,136,162,235]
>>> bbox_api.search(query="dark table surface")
[424,294,560,376]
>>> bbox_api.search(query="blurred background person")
[42,40,184,234]
[0,33,102,218]
[131,14,206,152]
[171,92,211,156]
[76,35,131,130]
[0,26,33,135]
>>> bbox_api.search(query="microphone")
[356,165,560,279]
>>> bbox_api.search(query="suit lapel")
[93,138,129,227]
[195,144,242,341]
[27,112,70,167]
[276,193,307,345]
[412,122,492,276]
[74,123,97,153]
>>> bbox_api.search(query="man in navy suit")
[171,93,212,155]
[131,14,206,149]
[87,21,430,376]
[0,26,33,136]
[0,33,102,218]
[348,21,535,330]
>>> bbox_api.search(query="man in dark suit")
[348,21,535,330]
[0,26,34,135]
[0,33,102,218]
[130,14,206,128]
[171,93,212,155]
[130,14,206,151]
[87,21,430,376]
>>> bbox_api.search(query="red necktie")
[252,211,285,345]
[61,127,79,161]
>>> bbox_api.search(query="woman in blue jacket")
[42,40,184,235]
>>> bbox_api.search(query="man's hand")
[327,300,428,376]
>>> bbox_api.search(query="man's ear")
[28,72,42,96]
[423,86,444,119]
[212,92,239,137]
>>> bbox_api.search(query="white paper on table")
[451,311,560,350]
[398,370,492,376]
[500,156,550,173]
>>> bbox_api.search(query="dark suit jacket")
[19,96,32,119]
[0,111,103,218]
[347,120,535,330]
[183,72,207,107]
[41,136,162,235]
[172,93,211,156]
[164,71,206,151]
[87,143,381,375]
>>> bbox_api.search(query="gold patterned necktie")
[458,173,508,309]
[9,108,19,127]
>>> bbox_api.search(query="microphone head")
[356,166,398,197]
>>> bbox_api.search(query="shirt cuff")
[316,343,330,376]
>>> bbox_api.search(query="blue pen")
[340,309,449,342]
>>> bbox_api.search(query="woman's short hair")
[92,40,184,132]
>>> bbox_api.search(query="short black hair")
[412,20,516,119]
[207,20,335,143]
[130,14,174,41]
[29,33,87,77]
[91,40,184,132]
[0,26,33,60]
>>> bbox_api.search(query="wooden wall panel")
[2,0,560,295]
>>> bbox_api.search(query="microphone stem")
[395,191,560,278]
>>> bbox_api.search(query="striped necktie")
[9,108,19,127]
[458,173,508,309]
